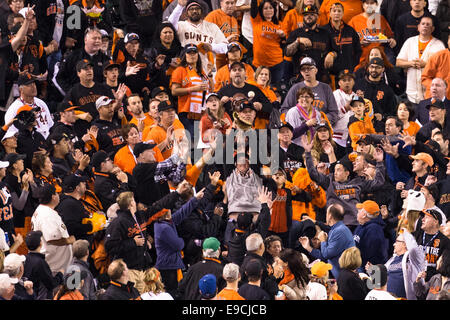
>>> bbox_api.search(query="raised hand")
[208,171,221,186]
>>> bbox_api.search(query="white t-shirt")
[31,204,73,274]
[5,97,54,139]
[365,289,398,300]
[140,291,174,300]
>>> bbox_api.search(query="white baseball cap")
[95,96,114,110]
[0,274,18,290]
[306,282,327,300]
[0,228,9,251]
[0,161,9,169]
[3,253,26,271]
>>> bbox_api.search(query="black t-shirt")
[238,283,271,300]
[67,82,111,137]
[414,230,450,281]
[285,26,332,79]
[218,82,272,118]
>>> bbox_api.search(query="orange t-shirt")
[348,13,393,68]
[145,120,185,159]
[318,0,363,26]
[130,113,156,132]
[403,121,421,137]
[281,9,303,37]
[217,288,245,300]
[251,15,284,68]
[204,9,240,70]
[171,66,208,115]
[214,63,255,92]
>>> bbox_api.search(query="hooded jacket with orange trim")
[101,281,141,300]
[93,171,130,211]
[104,191,181,270]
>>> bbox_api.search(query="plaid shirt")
[154,154,186,185]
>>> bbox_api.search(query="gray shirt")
[280,81,339,125]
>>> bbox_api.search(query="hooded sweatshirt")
[353,215,388,271]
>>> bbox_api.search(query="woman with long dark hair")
[250,0,287,83]
[146,22,183,90]
[396,100,420,137]
[274,248,310,300]
[171,44,213,138]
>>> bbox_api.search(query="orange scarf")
[279,268,295,286]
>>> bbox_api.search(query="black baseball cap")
[185,43,198,53]
[421,209,442,225]
[133,142,156,158]
[124,33,140,44]
[299,57,316,68]
[357,135,373,145]
[158,100,175,112]
[338,69,355,80]
[227,42,241,52]
[336,157,353,173]
[315,122,331,131]
[151,86,168,98]
[57,100,78,113]
[279,122,294,132]
[76,59,93,72]
[91,150,109,169]
[103,60,120,72]
[229,60,245,70]
[25,231,43,251]
[47,132,69,149]
[350,96,365,106]
[426,99,445,110]
[237,212,253,229]
[4,153,26,165]
[62,174,89,193]
[237,100,256,112]
[17,73,36,86]
[369,57,384,67]
[302,4,319,15]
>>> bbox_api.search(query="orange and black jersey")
[90,118,126,157]
[321,21,362,75]
[20,34,48,76]
[0,181,15,244]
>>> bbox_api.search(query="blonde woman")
[140,268,174,300]
[336,247,368,300]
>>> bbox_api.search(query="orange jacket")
[421,49,450,99]
[285,168,327,221]
[145,120,185,159]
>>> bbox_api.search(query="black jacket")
[104,191,181,270]
[322,21,362,75]
[56,194,93,242]
[93,171,130,211]
[56,48,110,94]
[23,252,63,300]
[101,281,140,300]
[285,25,333,81]
[132,162,170,206]
[90,118,125,157]
[337,268,369,300]
[177,258,226,300]
[240,252,278,299]
[16,128,47,169]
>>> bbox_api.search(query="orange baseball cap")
[356,200,380,217]
[16,105,33,115]
[409,152,434,167]
[310,261,333,278]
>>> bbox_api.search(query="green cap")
[202,237,220,251]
